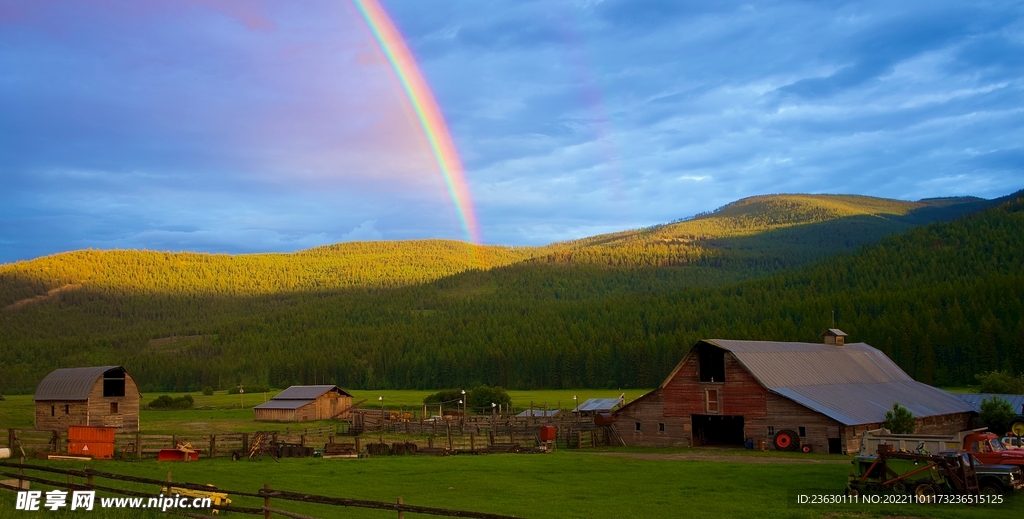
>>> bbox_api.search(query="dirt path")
[3,284,81,311]
[596,451,850,464]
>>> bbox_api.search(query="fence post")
[242,433,249,455]
[166,471,172,495]
[263,483,272,519]
[210,435,216,459]
[355,437,361,454]
[300,434,306,448]
[397,497,404,519]
[7,429,13,450]
[135,432,141,460]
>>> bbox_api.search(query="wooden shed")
[34,366,141,432]
[253,385,353,422]
[613,334,974,454]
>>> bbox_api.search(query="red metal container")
[539,425,556,442]
[594,412,615,426]
[68,426,115,443]
[67,426,115,459]
[67,441,114,459]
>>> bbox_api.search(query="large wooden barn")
[253,385,353,422]
[613,332,974,454]
[34,366,141,432]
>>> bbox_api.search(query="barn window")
[635,422,642,431]
[110,402,119,414]
[64,405,69,415]
[698,344,726,382]
[51,406,55,417]
[767,426,775,436]
[705,389,719,414]
[798,427,806,437]
[102,369,126,397]
[658,423,665,432]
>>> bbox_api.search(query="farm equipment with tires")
[846,445,981,497]
[772,429,813,453]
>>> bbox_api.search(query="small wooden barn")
[613,333,974,454]
[34,366,141,432]
[253,385,353,422]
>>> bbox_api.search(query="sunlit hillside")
[0,240,539,307]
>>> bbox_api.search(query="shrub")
[147,394,194,410]
[975,371,1024,394]
[979,396,1017,434]
[883,403,915,434]
[423,389,464,405]
[202,387,214,396]
[466,385,512,412]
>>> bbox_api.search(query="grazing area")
[0,451,1017,519]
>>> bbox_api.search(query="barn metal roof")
[253,399,315,410]
[666,339,973,426]
[516,409,561,418]
[270,385,352,400]
[955,393,1024,415]
[572,398,623,413]
[34,366,127,401]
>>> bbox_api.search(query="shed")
[34,366,141,432]
[253,385,353,422]
[614,335,974,454]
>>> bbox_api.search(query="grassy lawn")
[1,451,1018,519]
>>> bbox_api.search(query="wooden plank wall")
[86,375,140,432]
[764,392,840,453]
[613,390,689,446]
[34,401,89,431]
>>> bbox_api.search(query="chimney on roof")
[821,329,847,347]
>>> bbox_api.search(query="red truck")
[860,428,1024,467]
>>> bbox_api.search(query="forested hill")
[0,193,988,308]
[0,192,1017,393]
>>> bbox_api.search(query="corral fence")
[5,418,620,460]
[0,461,522,519]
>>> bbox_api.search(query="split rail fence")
[0,461,521,519]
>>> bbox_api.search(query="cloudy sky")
[1,0,1021,263]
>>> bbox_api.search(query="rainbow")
[351,0,481,245]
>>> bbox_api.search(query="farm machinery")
[848,444,1024,496]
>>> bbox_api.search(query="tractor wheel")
[231,451,240,461]
[1011,418,1024,437]
[774,430,799,451]
[846,484,861,497]
[980,480,1003,495]
[801,444,812,453]
[891,481,907,494]
[914,482,937,500]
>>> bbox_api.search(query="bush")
[423,389,464,405]
[980,396,1017,434]
[147,394,194,410]
[466,385,512,412]
[202,387,214,396]
[883,403,915,434]
[975,371,1024,394]
[228,385,269,395]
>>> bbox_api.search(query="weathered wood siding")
[34,401,90,431]
[86,375,140,432]
[34,373,140,432]
[612,390,689,446]
[253,408,298,422]
[254,392,352,422]
[764,392,840,454]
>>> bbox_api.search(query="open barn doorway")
[691,415,745,446]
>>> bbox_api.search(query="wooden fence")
[5,416,619,460]
[0,461,522,519]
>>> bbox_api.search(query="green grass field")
[1,451,1018,519]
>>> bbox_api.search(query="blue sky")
[1,0,1021,263]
